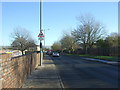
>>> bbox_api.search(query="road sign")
[38,31,44,37]
[38,37,44,40]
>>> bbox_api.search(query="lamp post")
[40,0,42,66]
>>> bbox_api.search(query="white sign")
[38,37,44,40]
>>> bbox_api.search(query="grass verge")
[67,54,120,62]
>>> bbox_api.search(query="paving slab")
[22,79,61,88]
[22,55,63,88]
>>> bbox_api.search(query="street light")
[39,0,42,66]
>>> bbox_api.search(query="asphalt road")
[50,55,119,88]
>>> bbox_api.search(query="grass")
[67,54,120,62]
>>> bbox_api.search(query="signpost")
[38,32,44,40]
[38,31,44,66]
[38,31,44,37]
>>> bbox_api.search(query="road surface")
[50,55,119,88]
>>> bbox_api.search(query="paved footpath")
[22,55,64,89]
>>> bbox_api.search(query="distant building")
[0,46,12,54]
[37,45,40,51]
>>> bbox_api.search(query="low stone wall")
[0,52,40,89]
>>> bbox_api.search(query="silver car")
[52,52,60,57]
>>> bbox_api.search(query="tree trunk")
[21,50,24,55]
[85,47,88,54]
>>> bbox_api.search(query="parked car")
[46,51,53,55]
[52,52,60,57]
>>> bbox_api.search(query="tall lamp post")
[40,0,42,66]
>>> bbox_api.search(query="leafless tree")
[106,32,120,47]
[72,15,105,54]
[11,27,36,55]
[60,34,79,53]
[51,41,61,51]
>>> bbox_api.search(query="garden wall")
[0,52,40,89]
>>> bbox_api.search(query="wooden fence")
[74,47,119,56]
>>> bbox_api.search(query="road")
[50,55,119,88]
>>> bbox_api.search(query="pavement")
[22,55,64,89]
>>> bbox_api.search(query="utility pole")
[43,29,45,58]
[40,0,42,66]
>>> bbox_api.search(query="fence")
[0,52,40,89]
[89,47,119,56]
[74,47,119,56]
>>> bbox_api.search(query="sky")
[0,1,118,46]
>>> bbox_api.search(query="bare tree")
[11,27,36,55]
[106,32,120,47]
[72,15,105,54]
[60,34,79,53]
[51,41,61,51]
